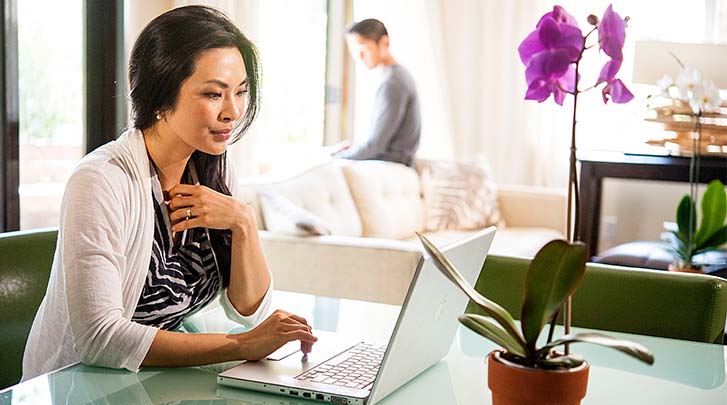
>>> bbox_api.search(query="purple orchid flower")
[518,6,583,65]
[602,79,634,104]
[598,5,626,61]
[596,58,633,103]
[537,5,578,27]
[597,59,621,85]
[524,49,576,106]
[518,6,584,105]
[519,4,632,105]
[595,5,632,103]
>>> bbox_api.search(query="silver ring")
[186,208,191,218]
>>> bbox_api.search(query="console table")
[579,151,727,258]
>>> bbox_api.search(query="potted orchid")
[418,234,654,405]
[662,179,727,272]
[418,4,656,405]
[517,3,633,357]
[653,64,726,273]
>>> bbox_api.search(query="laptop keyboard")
[295,342,387,389]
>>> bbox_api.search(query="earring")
[154,111,162,120]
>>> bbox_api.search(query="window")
[249,0,329,174]
[18,0,84,229]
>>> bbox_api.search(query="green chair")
[467,255,727,344]
[0,228,58,389]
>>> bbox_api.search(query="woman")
[22,5,316,380]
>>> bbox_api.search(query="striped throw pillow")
[415,159,504,231]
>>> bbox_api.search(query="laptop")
[218,227,496,404]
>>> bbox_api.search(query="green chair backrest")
[467,255,727,344]
[0,228,58,389]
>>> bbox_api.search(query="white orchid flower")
[656,74,673,96]
[689,79,722,114]
[676,66,702,101]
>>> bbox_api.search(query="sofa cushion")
[415,159,504,232]
[258,191,332,236]
[341,160,425,239]
[261,163,363,237]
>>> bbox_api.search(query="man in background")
[334,19,421,167]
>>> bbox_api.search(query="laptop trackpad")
[267,341,301,361]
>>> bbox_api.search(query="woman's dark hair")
[129,5,261,287]
[347,18,388,43]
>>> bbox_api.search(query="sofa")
[239,159,566,305]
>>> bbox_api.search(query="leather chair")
[0,228,57,389]
[467,255,727,344]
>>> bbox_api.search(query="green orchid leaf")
[537,353,585,369]
[695,180,727,247]
[696,224,727,251]
[417,233,526,348]
[675,194,695,242]
[458,314,528,359]
[538,332,654,365]
[520,240,587,351]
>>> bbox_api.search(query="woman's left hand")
[167,183,253,234]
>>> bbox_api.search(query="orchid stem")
[583,27,597,40]
[687,112,702,266]
[668,51,685,69]
[563,31,589,354]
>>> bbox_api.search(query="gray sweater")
[338,64,421,166]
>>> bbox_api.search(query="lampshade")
[632,40,727,89]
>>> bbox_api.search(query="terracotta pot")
[667,263,704,274]
[487,350,589,405]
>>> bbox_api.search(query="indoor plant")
[518,3,634,340]
[662,179,727,273]
[653,64,726,272]
[418,233,654,405]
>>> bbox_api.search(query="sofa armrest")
[498,185,567,233]
[259,231,422,305]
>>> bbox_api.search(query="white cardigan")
[22,129,273,380]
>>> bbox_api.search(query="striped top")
[132,162,220,330]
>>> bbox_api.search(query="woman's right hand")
[237,309,317,361]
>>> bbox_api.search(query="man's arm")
[336,81,409,160]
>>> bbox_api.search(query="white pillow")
[258,191,332,236]
[415,159,504,231]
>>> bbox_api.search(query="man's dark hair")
[347,18,388,42]
[128,5,262,287]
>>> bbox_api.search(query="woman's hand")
[237,309,317,360]
[167,183,254,235]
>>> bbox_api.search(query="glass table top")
[2,291,726,404]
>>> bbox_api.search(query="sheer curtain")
[440,0,569,186]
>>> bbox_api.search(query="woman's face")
[160,47,248,156]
